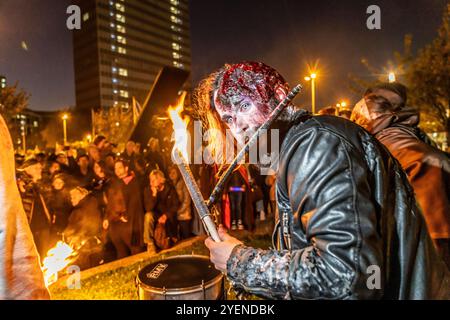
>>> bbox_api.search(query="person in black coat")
[143,169,180,253]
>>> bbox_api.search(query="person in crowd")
[351,82,450,268]
[48,173,72,240]
[55,150,78,175]
[247,165,266,222]
[265,174,277,219]
[103,153,117,177]
[87,145,101,164]
[47,161,61,177]
[143,169,180,253]
[121,141,137,173]
[224,167,252,231]
[134,156,149,189]
[93,135,113,159]
[145,138,166,174]
[199,61,449,299]
[134,142,142,156]
[104,159,144,259]
[168,165,192,240]
[16,159,52,259]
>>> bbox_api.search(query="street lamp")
[62,113,69,145]
[388,72,396,83]
[304,73,317,114]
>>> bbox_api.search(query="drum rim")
[136,255,224,295]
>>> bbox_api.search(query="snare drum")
[136,255,224,300]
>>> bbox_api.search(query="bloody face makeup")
[212,62,289,144]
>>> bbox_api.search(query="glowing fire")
[168,92,189,160]
[41,241,77,286]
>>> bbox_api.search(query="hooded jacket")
[226,112,449,300]
[351,99,450,240]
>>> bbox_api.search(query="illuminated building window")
[109,12,114,17]
[113,89,118,94]
[172,52,181,59]
[116,14,125,23]
[172,42,181,50]
[170,0,179,5]
[33,121,38,127]
[115,3,125,12]
[112,67,117,73]
[83,12,90,21]
[119,90,129,98]
[110,23,115,28]
[109,1,114,6]
[117,35,127,44]
[112,78,118,84]
[111,45,117,51]
[118,68,128,76]
[114,101,119,105]
[111,34,116,39]
[170,15,182,25]
[118,47,126,54]
[170,7,180,15]
[117,25,126,33]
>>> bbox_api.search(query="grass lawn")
[49,231,272,300]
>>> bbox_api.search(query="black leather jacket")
[226,113,450,300]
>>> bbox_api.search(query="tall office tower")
[73,0,191,117]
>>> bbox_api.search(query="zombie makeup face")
[212,62,289,145]
[214,91,269,144]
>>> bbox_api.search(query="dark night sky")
[0,0,447,111]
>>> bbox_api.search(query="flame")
[168,92,189,160]
[41,241,77,286]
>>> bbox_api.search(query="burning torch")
[169,94,221,242]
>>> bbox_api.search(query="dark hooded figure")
[64,186,104,269]
[201,62,449,300]
[351,83,450,268]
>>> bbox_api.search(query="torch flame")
[41,241,77,286]
[168,92,189,160]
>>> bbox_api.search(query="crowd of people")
[14,134,275,269]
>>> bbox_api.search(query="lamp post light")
[304,73,317,114]
[388,72,396,83]
[62,113,69,145]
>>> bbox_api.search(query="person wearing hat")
[0,114,49,299]
[351,83,450,268]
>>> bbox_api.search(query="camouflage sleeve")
[227,244,353,300]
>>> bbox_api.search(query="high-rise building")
[72,0,191,116]
[0,75,6,89]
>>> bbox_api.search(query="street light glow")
[310,73,317,79]
[304,76,311,81]
[388,72,396,83]
[62,113,69,120]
